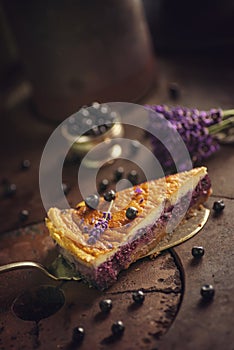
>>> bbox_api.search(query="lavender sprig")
[87,202,113,245]
[146,105,234,170]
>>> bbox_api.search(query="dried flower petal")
[87,212,111,244]
[135,186,143,194]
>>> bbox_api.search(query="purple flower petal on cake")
[135,186,143,194]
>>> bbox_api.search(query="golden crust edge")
[46,218,97,265]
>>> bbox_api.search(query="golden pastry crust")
[46,166,209,266]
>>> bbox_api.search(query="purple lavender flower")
[146,105,224,169]
[87,211,112,245]
[134,186,143,194]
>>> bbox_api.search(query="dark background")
[0,2,234,349]
[0,0,234,230]
[0,0,233,228]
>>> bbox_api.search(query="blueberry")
[126,207,138,220]
[19,210,29,221]
[111,321,125,336]
[127,170,138,185]
[98,125,108,134]
[66,116,82,135]
[200,284,215,300]
[62,183,70,195]
[130,140,140,154]
[90,125,100,136]
[92,101,100,110]
[4,183,16,197]
[213,200,225,213]
[114,167,124,181]
[81,107,90,117]
[192,246,204,258]
[72,326,85,343]
[99,299,112,313]
[99,179,109,192]
[84,194,100,209]
[103,190,116,202]
[21,159,31,170]
[132,290,145,304]
[168,82,180,100]
[81,116,94,129]
[100,104,109,115]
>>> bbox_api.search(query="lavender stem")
[222,109,234,120]
[209,116,234,135]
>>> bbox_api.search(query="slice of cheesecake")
[46,167,211,290]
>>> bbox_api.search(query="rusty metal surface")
[158,197,234,350]
[0,223,182,350]
[0,52,234,349]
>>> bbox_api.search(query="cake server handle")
[0,260,81,281]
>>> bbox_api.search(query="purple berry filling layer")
[60,174,211,290]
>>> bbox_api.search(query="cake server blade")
[144,206,210,258]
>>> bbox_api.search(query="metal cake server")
[0,207,209,281]
[0,256,81,281]
[144,206,210,258]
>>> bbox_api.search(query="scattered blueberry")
[72,326,85,343]
[21,159,31,170]
[19,210,29,221]
[92,101,100,109]
[200,284,215,300]
[132,290,145,304]
[90,125,100,136]
[4,183,16,197]
[130,140,140,154]
[114,166,124,182]
[85,194,100,209]
[81,115,95,132]
[100,104,109,115]
[111,321,125,336]
[98,125,108,134]
[62,183,70,195]
[213,200,225,214]
[192,246,205,258]
[126,207,138,220]
[99,299,113,313]
[168,82,180,100]
[127,170,138,185]
[66,115,82,136]
[99,179,109,192]
[103,190,116,202]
